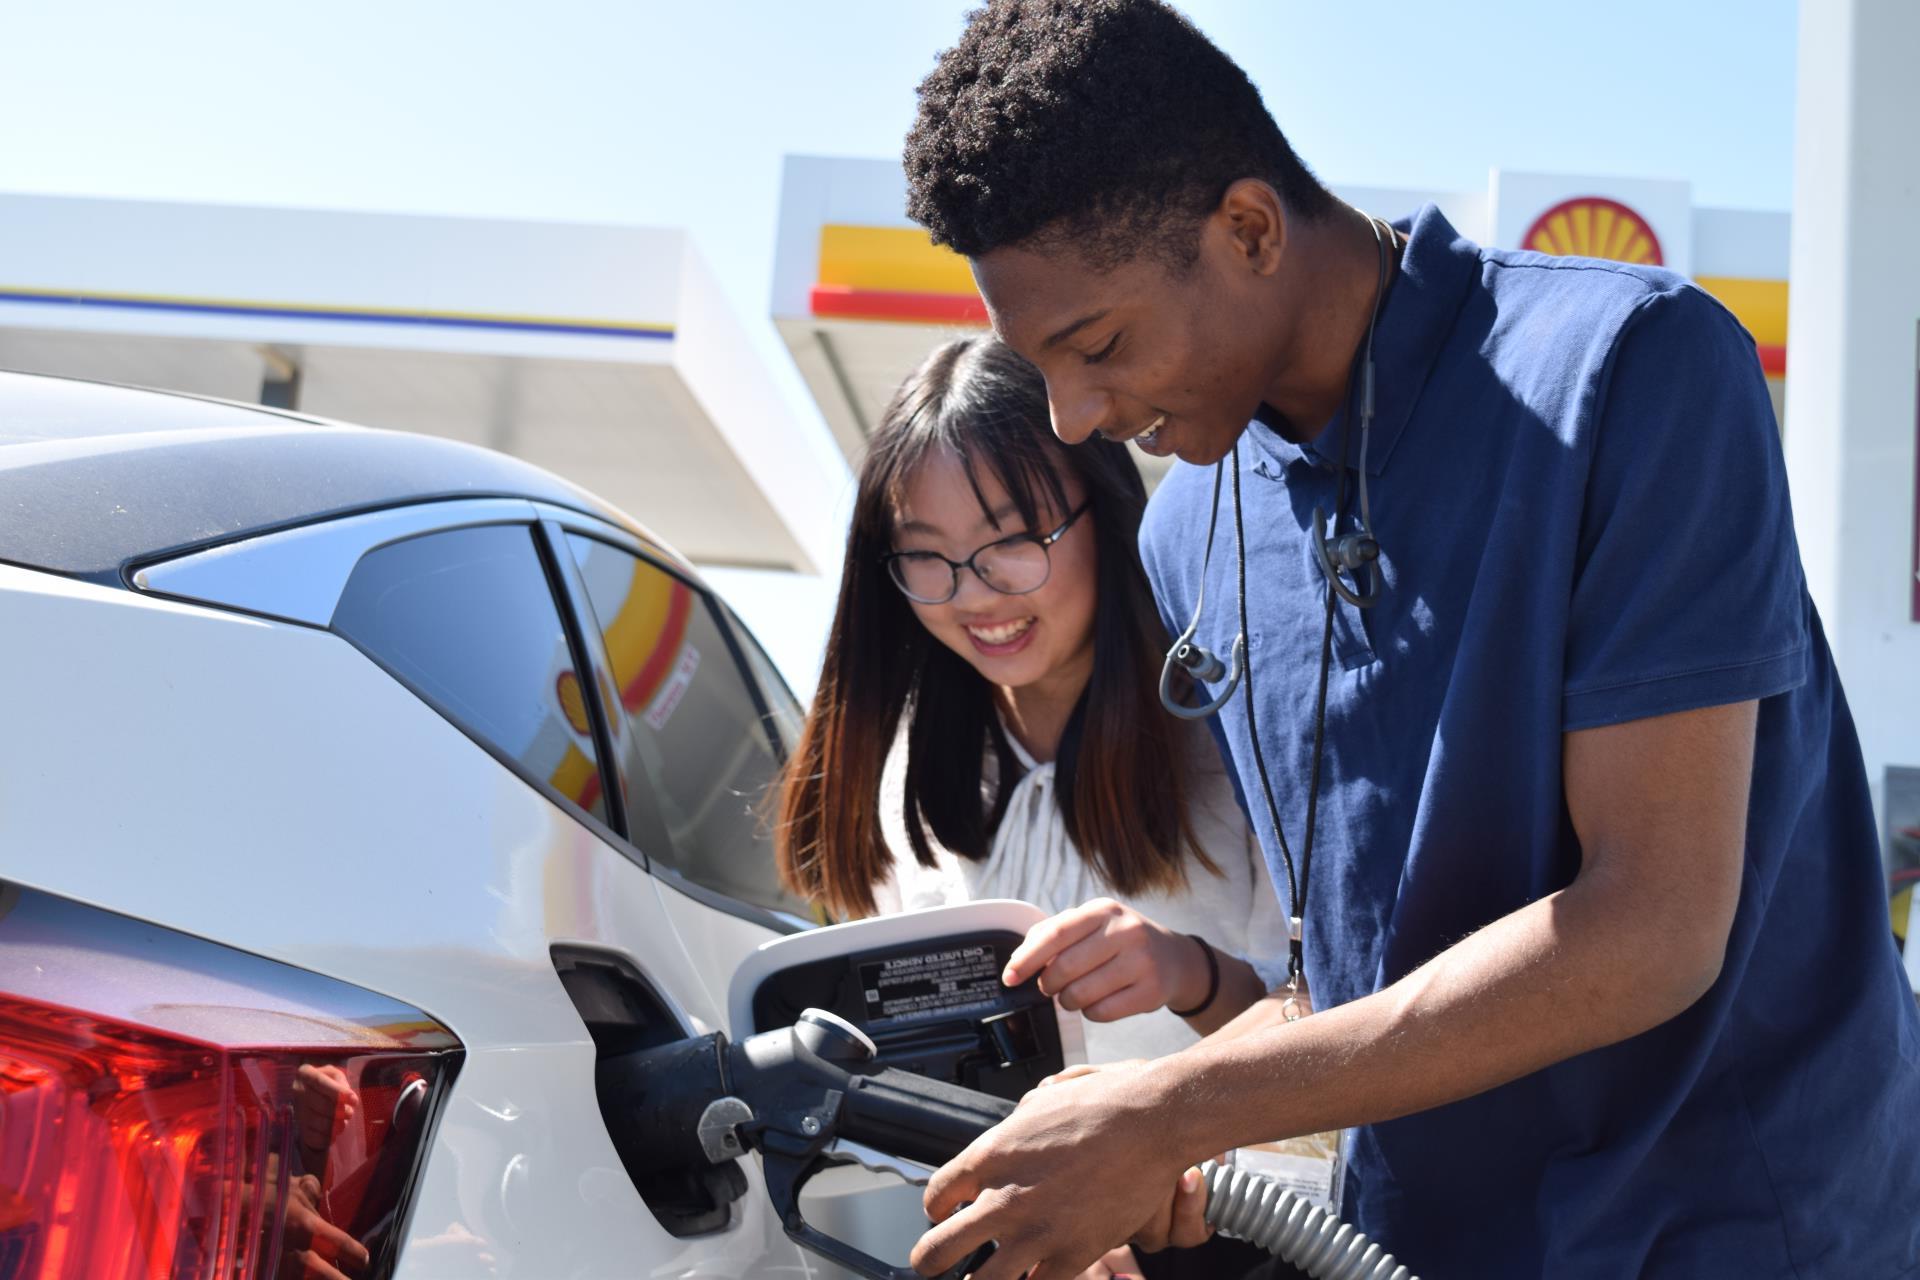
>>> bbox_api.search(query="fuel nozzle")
[602,1008,1420,1280]
[598,1008,1010,1280]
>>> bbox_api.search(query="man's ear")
[1215,178,1287,277]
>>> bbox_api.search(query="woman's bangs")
[943,407,1071,536]
[877,406,1072,541]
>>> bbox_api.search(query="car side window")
[564,534,807,919]
[725,605,804,755]
[331,523,611,825]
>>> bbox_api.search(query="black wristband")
[1168,933,1221,1019]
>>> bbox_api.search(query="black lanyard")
[1234,218,1397,994]
[1229,440,1338,991]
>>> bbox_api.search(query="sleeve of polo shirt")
[1560,284,1810,731]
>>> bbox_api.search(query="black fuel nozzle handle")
[598,1010,1012,1280]
[730,1008,1012,1161]
[733,1009,1009,1280]
[839,1065,1016,1167]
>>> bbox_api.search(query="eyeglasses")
[883,503,1092,605]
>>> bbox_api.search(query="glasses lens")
[973,538,1051,595]
[889,554,957,603]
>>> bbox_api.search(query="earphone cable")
[1355,217,1392,538]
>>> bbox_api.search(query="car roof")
[0,369,660,585]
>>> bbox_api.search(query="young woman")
[774,336,1295,1278]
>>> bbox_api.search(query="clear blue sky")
[0,0,1800,690]
[0,0,1797,316]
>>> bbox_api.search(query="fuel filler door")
[724,900,1085,1276]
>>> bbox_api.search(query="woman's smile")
[965,615,1038,655]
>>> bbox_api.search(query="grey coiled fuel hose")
[1200,1160,1418,1280]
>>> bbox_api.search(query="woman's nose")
[948,563,1001,610]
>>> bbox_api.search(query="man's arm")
[912,700,1754,1280]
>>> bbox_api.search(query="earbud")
[1323,533,1379,574]
[1170,639,1226,684]
[1160,631,1244,721]
[1312,507,1383,609]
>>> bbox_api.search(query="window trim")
[131,497,545,627]
[716,598,804,758]
[705,594,788,766]
[540,517,680,866]
[539,509,811,935]
[530,521,628,838]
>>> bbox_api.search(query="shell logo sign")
[1524,197,1664,266]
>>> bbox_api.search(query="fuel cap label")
[858,945,1002,1025]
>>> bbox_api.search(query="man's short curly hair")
[904,0,1334,268]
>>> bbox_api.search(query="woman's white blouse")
[872,720,1294,1067]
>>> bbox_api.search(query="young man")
[898,3,1920,1279]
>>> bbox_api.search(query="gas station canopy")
[0,192,848,573]
[770,156,1791,465]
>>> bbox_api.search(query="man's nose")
[1046,378,1113,446]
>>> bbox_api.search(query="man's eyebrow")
[1041,309,1110,350]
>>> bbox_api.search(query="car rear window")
[331,523,610,825]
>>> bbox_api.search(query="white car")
[0,371,1080,1280]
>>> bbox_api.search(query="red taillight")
[0,889,462,1280]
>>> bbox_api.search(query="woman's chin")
[952,637,1049,688]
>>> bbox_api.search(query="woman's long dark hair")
[774,335,1209,918]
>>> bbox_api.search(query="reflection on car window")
[565,534,806,919]
[726,606,804,754]
[332,524,609,825]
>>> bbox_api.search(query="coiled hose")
[1200,1160,1417,1280]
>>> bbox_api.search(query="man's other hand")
[909,1060,1211,1279]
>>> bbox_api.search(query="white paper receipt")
[1230,1128,1345,1216]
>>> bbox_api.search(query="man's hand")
[292,1063,359,1172]
[279,1171,370,1280]
[910,1061,1212,1280]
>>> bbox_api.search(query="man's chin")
[1173,431,1242,467]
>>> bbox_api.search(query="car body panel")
[0,562,810,1274]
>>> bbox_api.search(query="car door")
[136,498,818,1274]
[537,516,1096,1277]
[320,505,854,1275]
[540,517,918,1270]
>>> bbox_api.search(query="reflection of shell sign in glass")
[1524,197,1664,266]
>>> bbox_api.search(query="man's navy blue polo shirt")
[1140,206,1920,1279]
